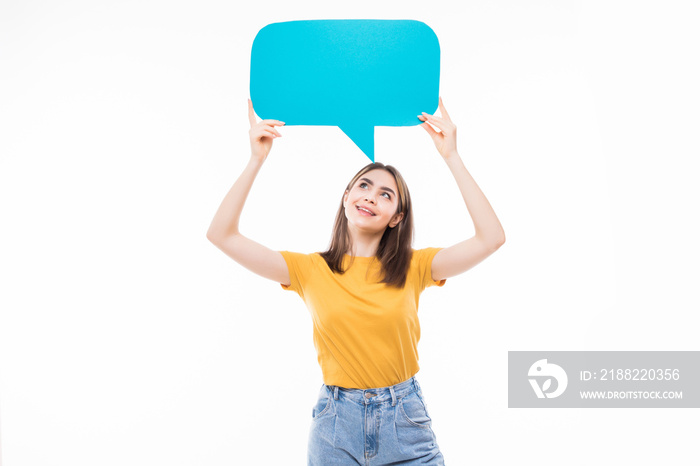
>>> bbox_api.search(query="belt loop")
[414,377,421,392]
[390,386,396,406]
[333,386,339,400]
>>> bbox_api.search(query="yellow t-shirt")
[279,247,446,389]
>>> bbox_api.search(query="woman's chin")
[349,221,388,235]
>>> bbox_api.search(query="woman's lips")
[356,205,375,216]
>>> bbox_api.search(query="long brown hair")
[320,162,414,288]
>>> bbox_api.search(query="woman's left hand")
[418,97,458,160]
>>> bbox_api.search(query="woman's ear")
[389,212,404,228]
[343,190,349,208]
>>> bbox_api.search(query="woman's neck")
[346,226,382,257]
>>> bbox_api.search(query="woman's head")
[321,162,415,287]
[342,163,411,238]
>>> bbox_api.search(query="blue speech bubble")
[250,20,440,161]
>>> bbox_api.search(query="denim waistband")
[326,376,421,406]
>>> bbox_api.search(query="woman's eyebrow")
[359,178,396,196]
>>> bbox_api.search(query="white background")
[1,1,699,464]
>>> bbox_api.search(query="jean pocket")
[311,385,332,421]
[399,391,432,428]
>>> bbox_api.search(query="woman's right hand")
[248,98,285,163]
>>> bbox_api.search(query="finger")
[260,119,286,126]
[251,125,278,138]
[264,126,283,137]
[256,127,279,139]
[421,112,448,132]
[418,114,438,130]
[258,122,283,136]
[418,116,441,135]
[438,97,452,121]
[248,99,257,127]
[420,122,440,139]
[423,112,456,134]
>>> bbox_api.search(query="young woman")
[207,98,505,465]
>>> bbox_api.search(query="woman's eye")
[359,182,368,189]
[382,192,391,199]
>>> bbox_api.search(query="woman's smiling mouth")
[356,205,376,216]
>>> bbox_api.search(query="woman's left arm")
[418,98,506,281]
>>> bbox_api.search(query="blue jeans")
[308,376,445,465]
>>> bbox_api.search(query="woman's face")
[343,169,404,233]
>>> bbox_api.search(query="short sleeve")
[413,247,447,290]
[278,251,314,298]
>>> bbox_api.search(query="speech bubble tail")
[339,125,375,162]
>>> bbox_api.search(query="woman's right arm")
[206,99,290,285]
